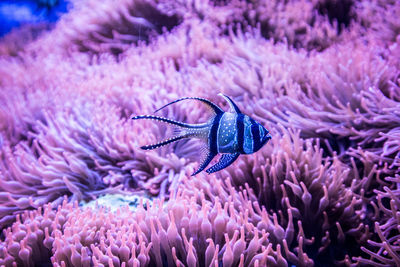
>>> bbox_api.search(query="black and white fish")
[132,93,271,175]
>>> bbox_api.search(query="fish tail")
[140,135,188,150]
[172,125,186,137]
[154,97,223,115]
[132,115,200,129]
[132,115,203,150]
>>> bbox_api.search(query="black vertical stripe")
[236,114,245,154]
[250,118,260,152]
[209,113,223,154]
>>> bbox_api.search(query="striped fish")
[132,93,271,175]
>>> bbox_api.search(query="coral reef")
[0,0,399,266]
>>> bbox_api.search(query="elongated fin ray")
[218,93,242,114]
[132,115,202,128]
[205,153,239,174]
[154,97,223,115]
[140,135,187,150]
[192,152,216,176]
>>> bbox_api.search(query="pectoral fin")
[205,153,239,174]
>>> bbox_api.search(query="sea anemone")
[1,0,399,266]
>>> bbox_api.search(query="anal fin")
[205,153,239,174]
[192,151,216,176]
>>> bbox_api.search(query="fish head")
[260,124,272,145]
[253,121,272,152]
[242,115,272,153]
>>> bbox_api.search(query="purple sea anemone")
[1,0,399,266]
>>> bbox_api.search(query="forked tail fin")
[132,115,202,128]
[132,115,198,150]
[140,135,188,150]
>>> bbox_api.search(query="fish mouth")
[261,133,272,145]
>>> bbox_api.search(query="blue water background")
[0,0,70,37]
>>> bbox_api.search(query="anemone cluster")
[0,0,399,266]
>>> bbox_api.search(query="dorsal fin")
[218,93,242,114]
[154,97,223,115]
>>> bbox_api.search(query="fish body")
[132,94,271,175]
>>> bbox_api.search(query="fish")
[132,93,271,175]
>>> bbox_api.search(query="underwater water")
[0,0,69,37]
[0,0,399,266]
